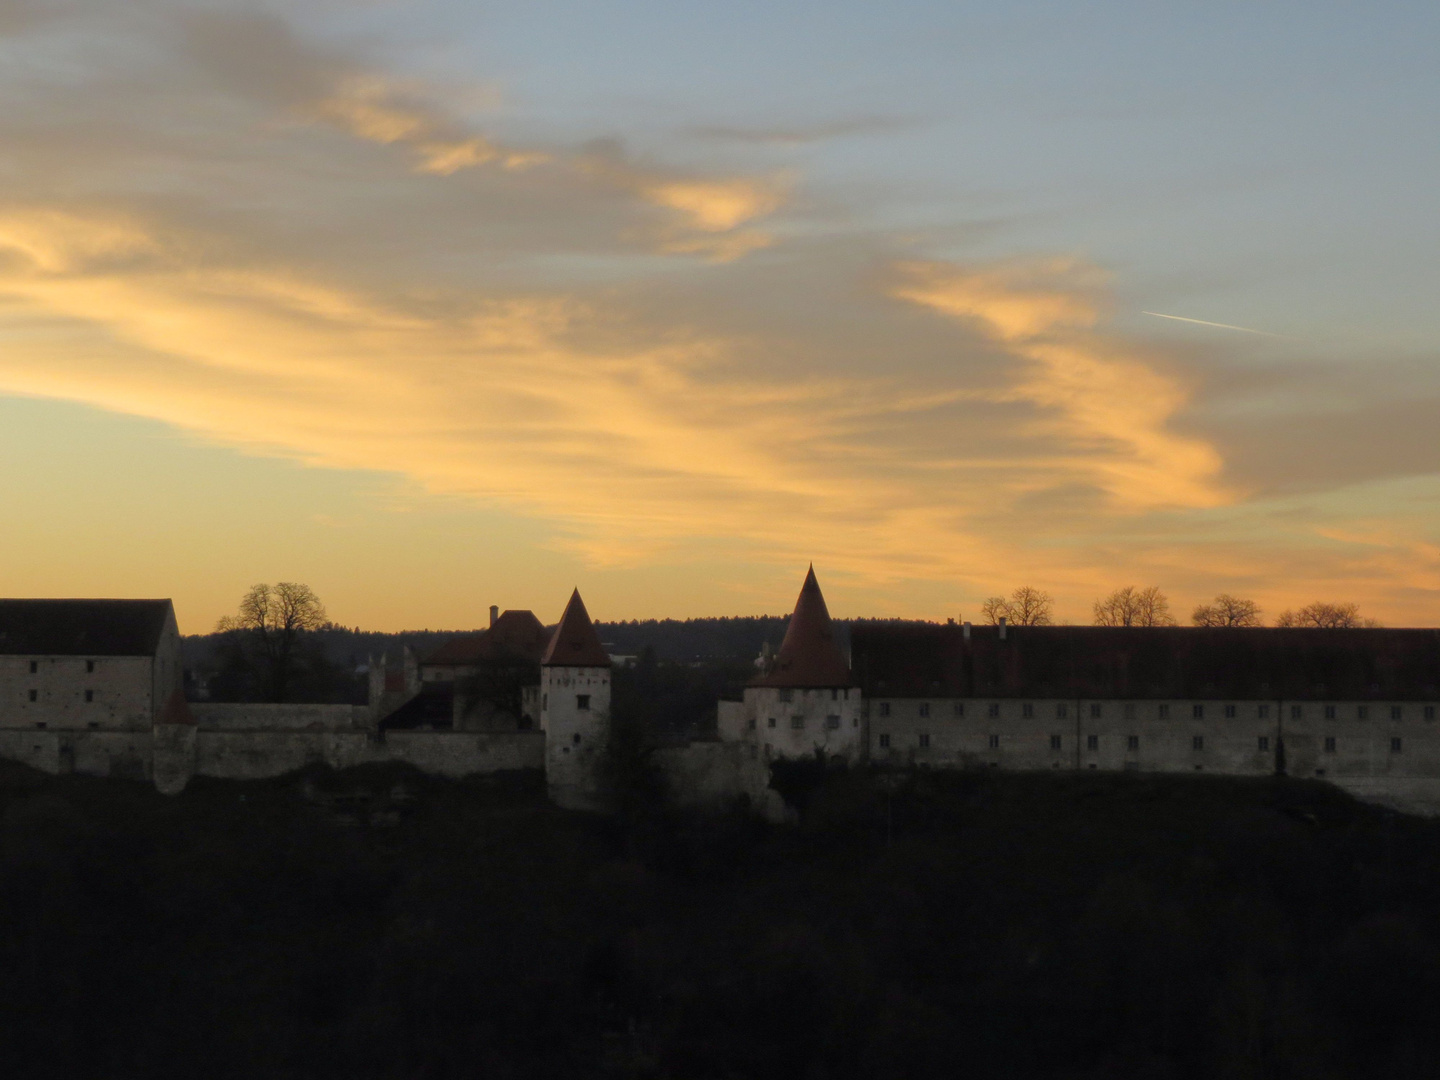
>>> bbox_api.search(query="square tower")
[539,589,612,810]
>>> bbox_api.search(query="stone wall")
[191,703,369,731]
[654,741,790,822]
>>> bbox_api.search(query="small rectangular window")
[1258,736,1269,751]
[919,733,931,748]
[831,688,838,701]
[986,734,998,749]
[1056,703,1068,719]
[1050,734,1062,750]
[1157,703,1170,720]
[1291,705,1302,720]
[1127,735,1139,751]
[28,689,37,703]
[1426,706,1436,721]
[572,732,581,745]
[84,690,94,703]
[576,694,590,710]
[1324,736,1336,753]
[1090,703,1101,719]
[767,716,777,728]
[1192,735,1204,751]
[790,716,805,730]
[1022,703,1034,719]
[919,703,930,718]
[1224,704,1236,719]
[1258,704,1270,719]
[85,660,95,674]
[747,717,756,730]
[29,661,38,674]
[1324,705,1336,720]
[825,715,840,730]
[778,689,793,703]
[878,733,890,749]
[1086,734,1098,751]
[988,702,1000,718]
[1391,737,1403,754]
[1391,706,1403,720]
[1357,705,1369,721]
[1193,704,1205,719]
[953,702,965,717]
[1122,703,1135,720]
[879,702,891,717]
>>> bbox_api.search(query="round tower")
[539,589,612,810]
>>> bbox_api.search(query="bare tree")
[216,582,329,701]
[1093,585,1175,627]
[1191,594,1263,627]
[1274,602,1379,628]
[980,586,1055,626]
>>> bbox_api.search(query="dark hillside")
[1,763,1437,1079]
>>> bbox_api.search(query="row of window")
[776,689,851,703]
[752,715,849,731]
[20,690,98,703]
[19,660,99,674]
[876,733,1407,754]
[878,702,1438,721]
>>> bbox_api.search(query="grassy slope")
[1,762,1438,1080]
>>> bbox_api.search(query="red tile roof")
[423,610,550,667]
[541,589,610,667]
[852,623,1440,700]
[750,566,855,688]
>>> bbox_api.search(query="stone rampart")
[191,703,369,731]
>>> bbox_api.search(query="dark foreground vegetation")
[2,762,1438,1080]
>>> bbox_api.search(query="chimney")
[998,616,1007,641]
[489,605,499,628]
[962,621,971,640]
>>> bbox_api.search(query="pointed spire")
[542,588,611,667]
[750,566,854,688]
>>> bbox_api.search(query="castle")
[3,570,1440,813]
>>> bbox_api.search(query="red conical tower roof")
[750,565,854,688]
[541,589,611,667]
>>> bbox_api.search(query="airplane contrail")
[1142,311,1295,339]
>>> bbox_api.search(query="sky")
[1,0,1438,632]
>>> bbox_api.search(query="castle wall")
[191,703,369,731]
[191,730,544,780]
[737,685,863,760]
[654,741,790,822]
[0,654,155,731]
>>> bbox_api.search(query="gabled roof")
[423,610,550,667]
[0,599,174,657]
[750,566,855,688]
[541,590,610,667]
[851,624,1440,701]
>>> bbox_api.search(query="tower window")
[572,733,581,745]
[84,690,94,703]
[28,689,37,702]
[576,694,590,710]
[767,717,777,728]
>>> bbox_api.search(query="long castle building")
[3,571,1439,811]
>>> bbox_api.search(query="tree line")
[979,586,1380,628]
